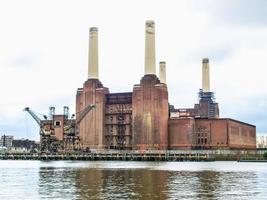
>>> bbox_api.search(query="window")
[54,121,61,127]
[231,126,239,135]
[196,127,209,146]
[197,139,200,144]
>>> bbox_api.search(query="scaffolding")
[105,93,132,150]
[198,89,217,118]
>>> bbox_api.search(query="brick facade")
[76,79,109,149]
[76,77,256,150]
[168,118,256,150]
[132,75,169,150]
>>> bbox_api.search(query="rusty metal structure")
[105,93,132,150]
[24,104,95,153]
[24,107,58,152]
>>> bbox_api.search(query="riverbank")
[0,152,211,161]
[1,149,266,161]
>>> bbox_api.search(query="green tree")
[263,152,267,159]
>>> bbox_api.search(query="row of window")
[106,125,132,134]
[197,139,226,145]
[197,138,208,145]
[106,115,132,123]
[231,126,255,137]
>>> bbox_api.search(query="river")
[0,161,266,199]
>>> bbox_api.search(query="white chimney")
[88,27,99,79]
[202,58,210,92]
[144,20,156,75]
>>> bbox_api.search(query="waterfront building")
[74,20,256,150]
[26,21,256,151]
[0,135,14,148]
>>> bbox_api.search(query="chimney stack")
[88,27,99,79]
[145,20,156,75]
[202,58,210,92]
[159,61,166,84]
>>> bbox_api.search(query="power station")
[25,20,256,152]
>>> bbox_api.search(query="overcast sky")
[0,0,267,140]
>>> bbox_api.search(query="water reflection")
[1,161,260,199]
[75,169,168,199]
[196,171,220,199]
[166,171,259,200]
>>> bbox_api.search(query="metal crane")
[24,107,58,153]
[63,104,96,133]
[24,104,96,153]
[76,104,96,124]
[63,104,95,152]
[23,107,47,124]
[23,107,52,136]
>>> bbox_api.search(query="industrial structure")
[75,20,256,151]
[26,20,256,152]
[24,105,95,152]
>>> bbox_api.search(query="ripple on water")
[0,161,267,200]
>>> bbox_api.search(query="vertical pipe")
[88,27,99,79]
[145,20,156,75]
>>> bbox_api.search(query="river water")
[0,161,266,200]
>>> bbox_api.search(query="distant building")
[257,135,267,148]
[0,135,14,148]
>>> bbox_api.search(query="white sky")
[0,0,267,140]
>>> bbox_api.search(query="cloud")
[195,0,267,27]
[8,53,42,69]
[0,0,267,139]
[184,45,235,65]
[220,95,267,131]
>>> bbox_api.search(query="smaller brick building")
[168,118,256,150]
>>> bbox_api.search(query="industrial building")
[25,20,256,152]
[75,20,256,151]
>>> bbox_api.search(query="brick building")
[76,21,256,150]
